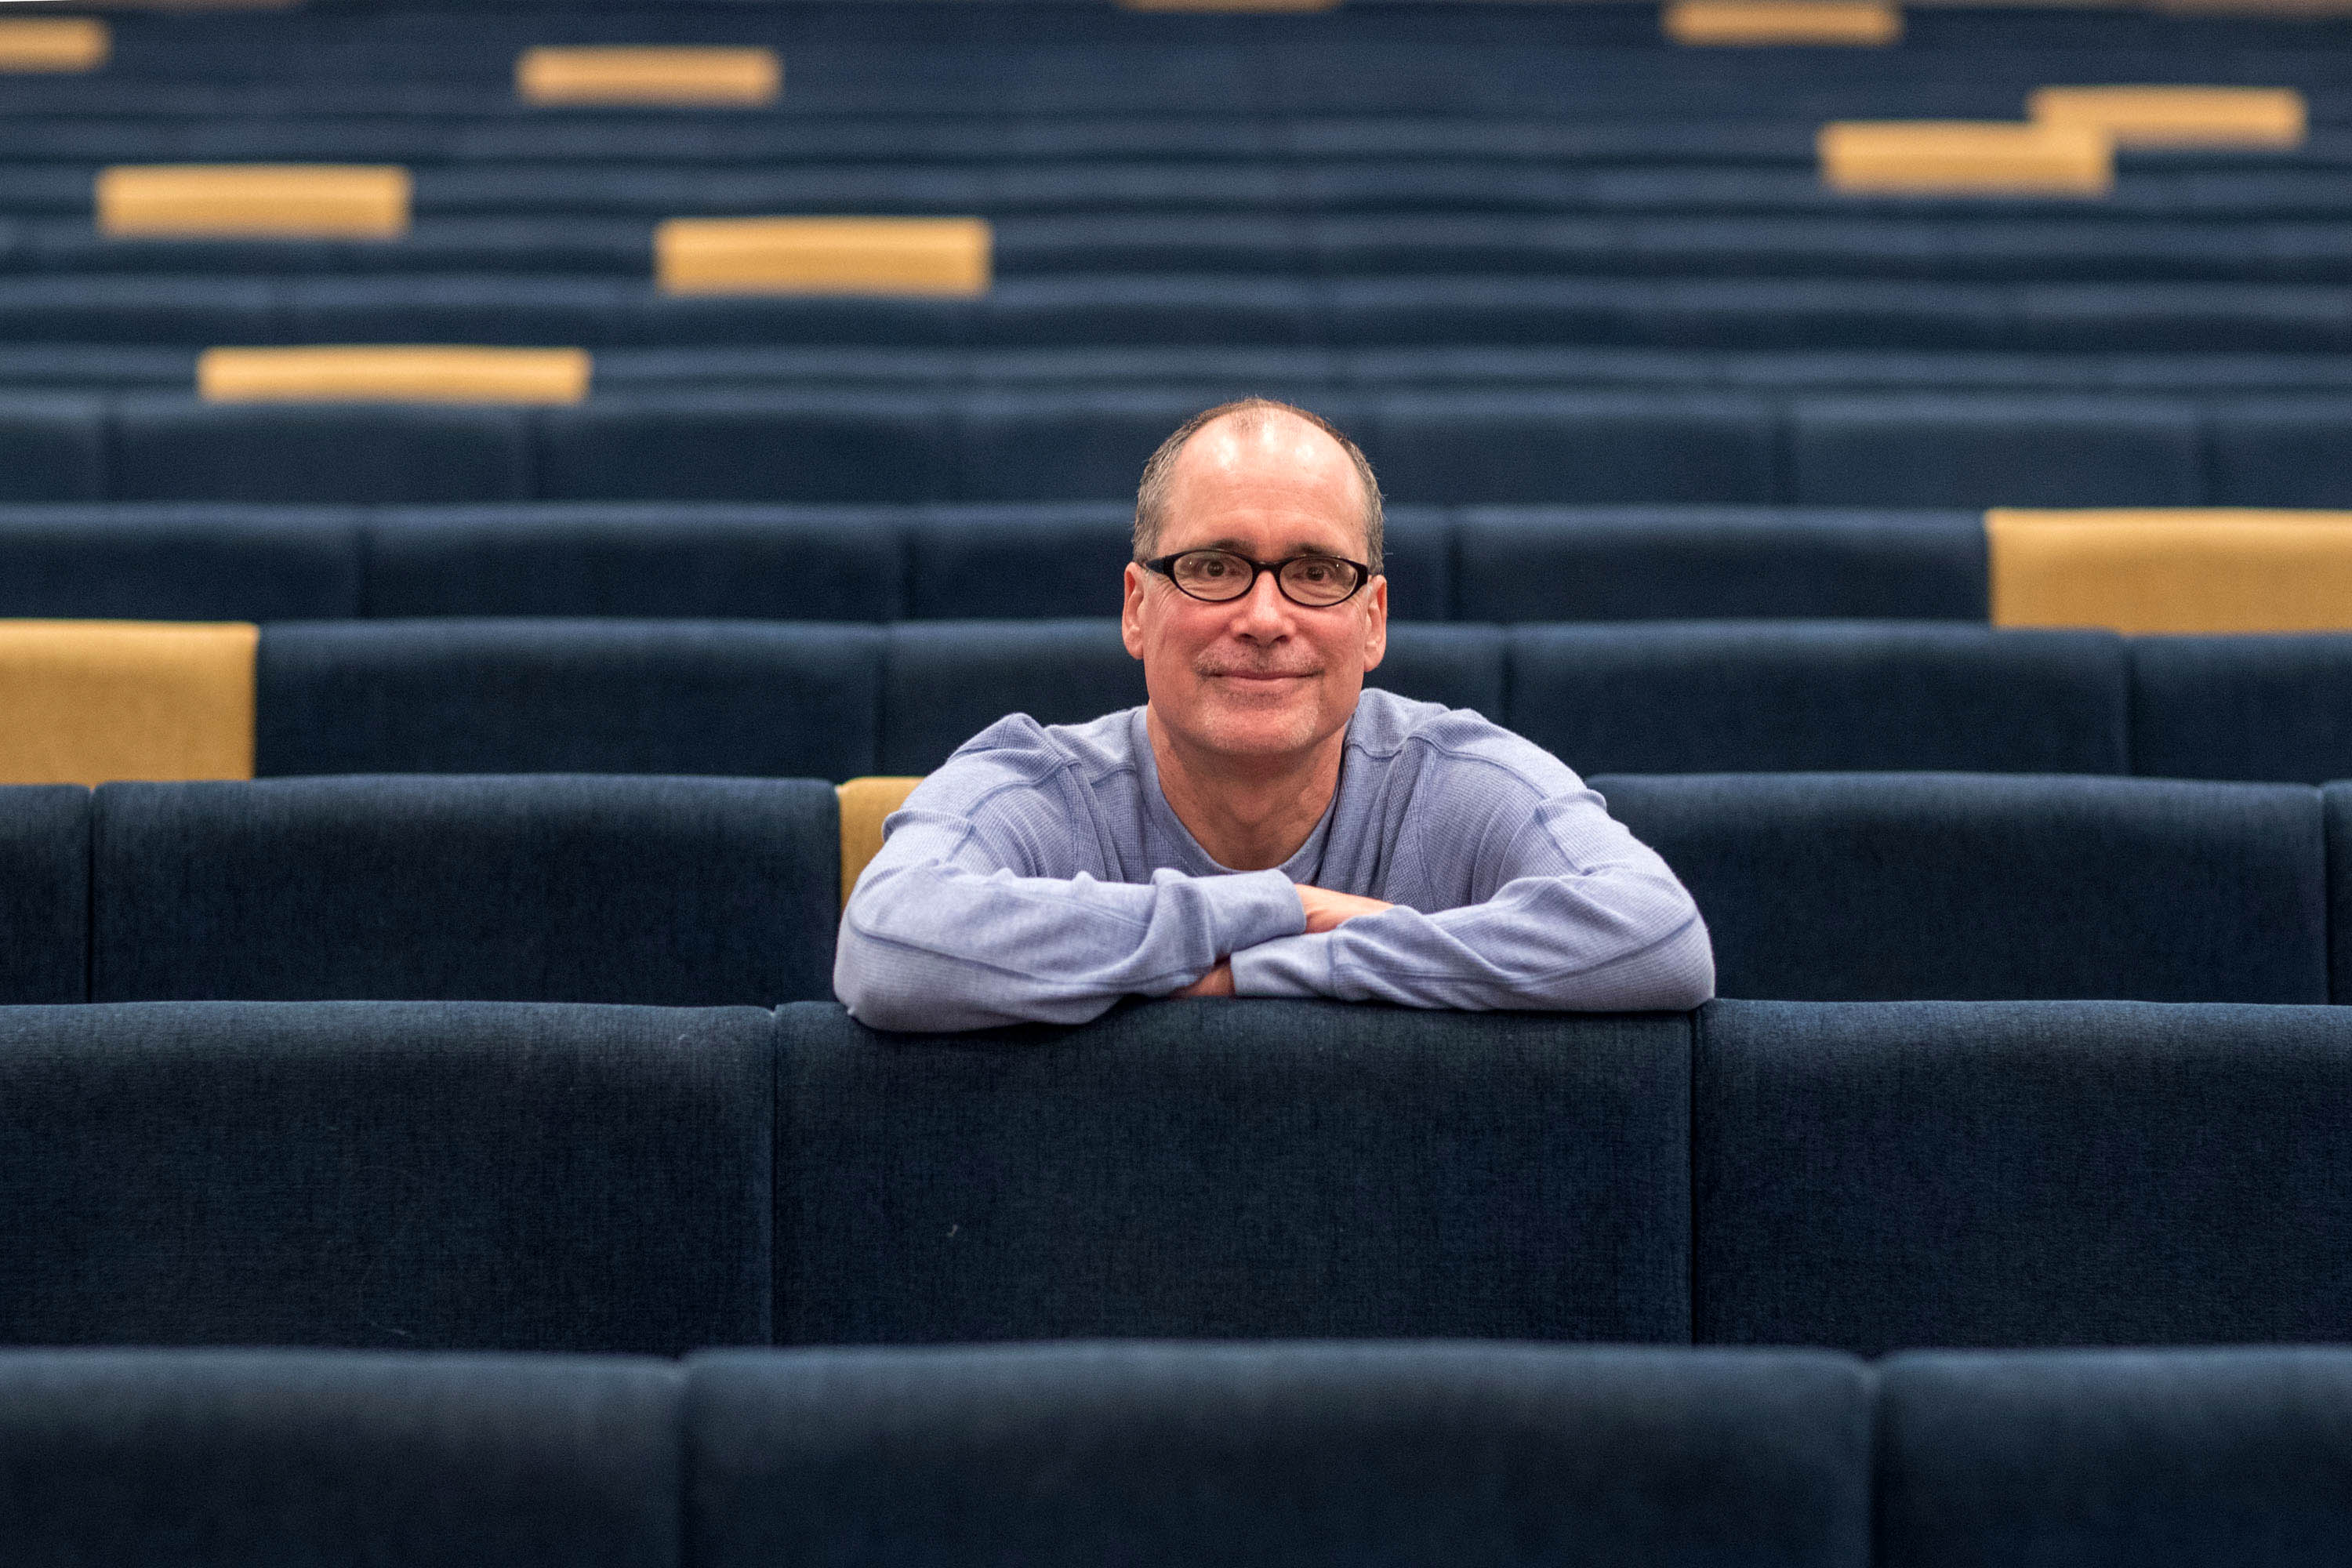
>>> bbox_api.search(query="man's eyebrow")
[1175,536,1350,557]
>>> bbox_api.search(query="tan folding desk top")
[1664,1,1900,46]
[0,18,109,72]
[198,347,592,405]
[97,165,412,238]
[838,777,924,907]
[1819,122,2114,194]
[659,217,993,296]
[0,621,257,787]
[517,46,781,106]
[1988,509,2352,635]
[2030,85,2307,148]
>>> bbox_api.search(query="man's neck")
[1145,707,1347,873]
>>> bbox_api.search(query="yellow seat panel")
[516,46,781,106]
[2030,85,2306,149]
[1987,509,2352,634]
[0,18,108,73]
[1819,122,2113,194]
[0,621,257,786]
[198,346,592,405]
[657,217,993,296]
[838,777,924,909]
[1665,1,1900,47]
[97,165,412,239]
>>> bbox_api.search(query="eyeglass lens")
[1170,550,1361,606]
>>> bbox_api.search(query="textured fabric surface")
[537,391,949,503]
[689,1343,1867,1568]
[1991,508,2352,635]
[0,786,87,1004]
[1367,390,1777,505]
[0,619,256,787]
[2133,635,2352,784]
[1789,396,2201,508]
[0,505,361,620]
[0,1001,773,1350]
[1697,1000,2352,1351]
[0,1350,681,1568]
[1596,772,2326,1002]
[93,775,838,1004]
[1454,506,1987,622]
[256,619,883,779]
[112,397,534,504]
[365,503,904,620]
[879,619,1145,776]
[775,998,1692,1343]
[0,395,103,503]
[836,775,922,909]
[1879,1348,2352,1568]
[840,691,1710,1028]
[2324,784,2352,1003]
[1514,623,2126,775]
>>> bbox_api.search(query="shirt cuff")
[1229,931,1335,998]
[1196,868,1308,955]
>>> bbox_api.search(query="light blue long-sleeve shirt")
[835,689,1715,1032]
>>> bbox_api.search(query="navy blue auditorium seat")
[1698,1000,2352,1351]
[0,1001,773,1349]
[0,504,361,620]
[0,1351,684,1567]
[1878,1349,2352,1567]
[1788,395,2203,508]
[773,999,1692,1344]
[2325,784,2352,1005]
[0,786,90,1005]
[256,619,882,779]
[0,394,104,502]
[1453,506,1987,622]
[90,775,839,1005]
[877,621,1504,775]
[114,397,534,505]
[1367,390,1777,505]
[1516,623,2126,776]
[1596,774,2326,1002]
[2131,635,2352,786]
[2206,398,2352,508]
[689,1344,1871,1568]
[536,392,949,505]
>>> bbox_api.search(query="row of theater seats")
[15,1339,2350,1567]
[6,996,2350,1353]
[27,616,2352,782]
[0,771,2342,1006]
[0,389,2348,505]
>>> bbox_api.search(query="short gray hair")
[1134,397,1385,574]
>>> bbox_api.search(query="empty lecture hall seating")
[9,0,2352,1557]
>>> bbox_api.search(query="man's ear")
[1360,575,1388,673]
[1121,561,1148,659]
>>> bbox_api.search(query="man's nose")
[1229,568,1293,636]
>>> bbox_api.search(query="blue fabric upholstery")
[880,619,1145,775]
[0,505,360,619]
[0,396,103,502]
[0,1350,683,1568]
[92,775,839,1004]
[1697,999,2352,1351]
[772,999,1691,1344]
[1788,397,2203,507]
[1454,507,1987,622]
[1878,1348,2352,1568]
[0,1001,773,1348]
[2324,784,2352,1004]
[903,503,1137,620]
[955,389,1319,502]
[1516,625,2126,775]
[256,620,882,779]
[2206,399,2352,507]
[364,505,904,620]
[111,397,533,504]
[1368,391,1777,505]
[537,392,949,503]
[688,1344,1869,1568]
[1594,774,2326,1002]
[1380,624,1507,719]
[2131,636,2352,786]
[0,787,88,1005]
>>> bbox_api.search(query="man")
[835,397,1713,1031]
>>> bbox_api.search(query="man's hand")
[1174,960,1234,998]
[1295,884,1394,934]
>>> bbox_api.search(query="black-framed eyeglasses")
[1142,548,1373,608]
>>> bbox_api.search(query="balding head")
[1134,399,1384,573]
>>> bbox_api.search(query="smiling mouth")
[1206,670,1314,681]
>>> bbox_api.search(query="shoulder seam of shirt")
[1379,724,1557,797]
